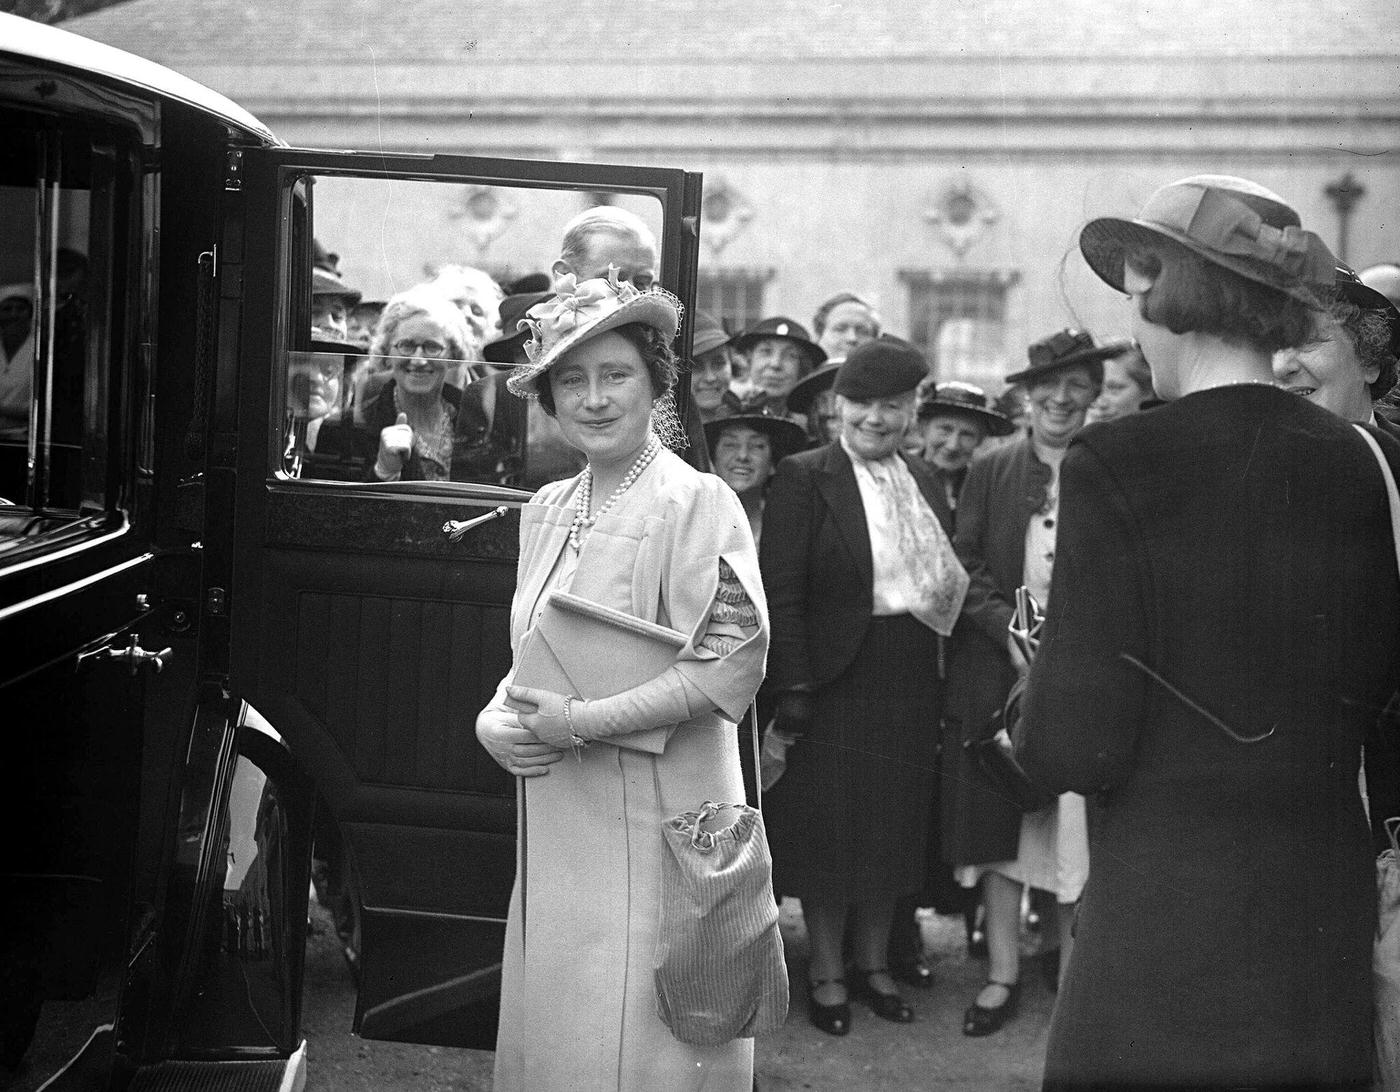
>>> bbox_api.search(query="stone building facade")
[68,0,1400,389]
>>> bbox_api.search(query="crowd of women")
[463,173,1400,1091]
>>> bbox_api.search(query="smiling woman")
[941,327,1113,1038]
[760,338,969,1039]
[478,273,771,1090]
[1272,263,1400,425]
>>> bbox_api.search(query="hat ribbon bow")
[1181,187,1334,285]
[519,267,638,362]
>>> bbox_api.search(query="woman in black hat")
[942,327,1113,1037]
[760,339,968,1036]
[915,381,1015,511]
[704,413,808,546]
[1272,263,1400,435]
[1017,175,1400,1090]
[730,316,827,424]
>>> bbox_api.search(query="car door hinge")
[224,149,244,192]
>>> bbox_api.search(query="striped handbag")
[652,706,789,1046]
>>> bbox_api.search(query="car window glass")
[279,176,663,493]
[0,122,120,548]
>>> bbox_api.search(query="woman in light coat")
[476,272,769,1091]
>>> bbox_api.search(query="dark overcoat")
[759,441,954,899]
[1018,385,1400,1090]
[940,435,1051,865]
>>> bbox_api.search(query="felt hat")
[691,310,732,358]
[730,316,827,372]
[833,337,928,401]
[1004,329,1119,386]
[312,266,362,306]
[704,412,809,464]
[505,272,680,398]
[917,380,1016,436]
[484,290,551,364]
[1079,174,1335,306]
[786,362,842,416]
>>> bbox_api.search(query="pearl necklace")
[569,435,661,551]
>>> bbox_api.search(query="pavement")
[302,895,1054,1090]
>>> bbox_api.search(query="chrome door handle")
[78,632,173,674]
[442,505,508,543]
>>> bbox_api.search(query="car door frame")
[217,148,701,1049]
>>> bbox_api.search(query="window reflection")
[282,179,664,492]
[0,124,117,541]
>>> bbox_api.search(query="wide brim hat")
[484,290,551,364]
[1079,174,1335,306]
[786,362,842,415]
[505,273,681,398]
[704,412,810,463]
[1004,328,1121,386]
[729,316,827,371]
[917,380,1016,436]
[311,266,362,306]
[1335,265,1400,359]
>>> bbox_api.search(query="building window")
[697,267,772,335]
[899,269,1019,390]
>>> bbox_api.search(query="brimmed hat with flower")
[1079,174,1335,305]
[505,271,682,398]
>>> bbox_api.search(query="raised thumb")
[395,412,409,426]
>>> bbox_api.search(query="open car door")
[221,149,701,1049]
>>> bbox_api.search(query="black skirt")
[764,614,941,902]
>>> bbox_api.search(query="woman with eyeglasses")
[347,287,482,482]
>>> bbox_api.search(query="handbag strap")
[1354,423,1400,576]
[651,702,763,815]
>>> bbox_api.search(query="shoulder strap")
[750,703,762,811]
[1352,424,1400,575]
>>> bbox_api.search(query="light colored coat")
[492,449,769,1092]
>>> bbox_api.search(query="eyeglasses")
[392,338,449,358]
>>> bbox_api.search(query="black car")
[1,14,701,1088]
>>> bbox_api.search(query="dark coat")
[759,440,955,900]
[940,436,1053,865]
[1018,385,1400,1089]
[759,440,953,693]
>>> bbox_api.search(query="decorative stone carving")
[450,185,519,256]
[923,180,999,258]
[700,177,755,257]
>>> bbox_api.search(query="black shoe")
[962,980,1020,1037]
[807,977,851,1036]
[891,957,935,989]
[853,969,915,1023]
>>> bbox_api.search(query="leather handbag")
[966,675,1057,812]
[652,705,789,1046]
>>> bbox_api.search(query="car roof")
[0,12,278,145]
